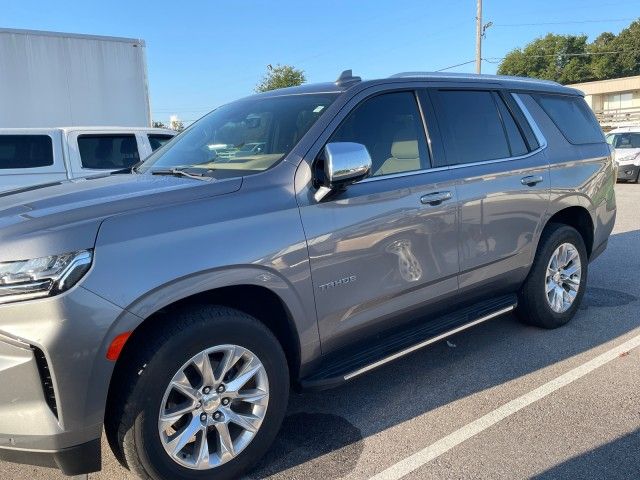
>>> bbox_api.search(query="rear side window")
[433,90,510,164]
[534,94,604,145]
[493,93,528,157]
[0,135,53,169]
[148,134,174,151]
[78,135,140,169]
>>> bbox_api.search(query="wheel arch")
[99,267,318,433]
[544,205,595,258]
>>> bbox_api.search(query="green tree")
[498,19,640,83]
[152,120,167,128]
[255,64,306,92]
[612,20,640,77]
[498,34,591,83]
[170,119,185,131]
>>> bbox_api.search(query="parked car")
[0,71,616,479]
[0,127,176,192]
[606,126,640,182]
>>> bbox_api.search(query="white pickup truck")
[0,127,176,193]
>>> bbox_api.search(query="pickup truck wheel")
[108,306,289,480]
[517,223,588,329]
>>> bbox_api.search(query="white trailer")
[0,28,151,128]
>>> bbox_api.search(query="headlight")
[0,250,92,304]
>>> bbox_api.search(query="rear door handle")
[420,191,453,206]
[521,175,544,187]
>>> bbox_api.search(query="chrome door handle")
[521,175,544,187]
[420,191,453,206]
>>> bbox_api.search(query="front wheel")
[517,223,588,329]
[107,306,289,480]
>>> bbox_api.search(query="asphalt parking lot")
[2,183,639,480]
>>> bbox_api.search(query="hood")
[615,147,640,163]
[0,173,242,261]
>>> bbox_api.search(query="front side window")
[329,91,429,177]
[0,135,53,169]
[534,94,604,145]
[140,93,338,175]
[433,90,511,165]
[78,135,140,169]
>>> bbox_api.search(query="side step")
[300,294,517,390]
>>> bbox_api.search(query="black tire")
[635,169,640,184]
[105,306,289,480]
[516,223,588,329]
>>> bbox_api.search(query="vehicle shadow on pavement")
[532,428,640,480]
[249,228,640,479]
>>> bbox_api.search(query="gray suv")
[0,71,616,479]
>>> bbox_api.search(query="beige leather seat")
[375,131,421,176]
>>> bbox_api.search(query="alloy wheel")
[158,344,269,470]
[545,242,582,313]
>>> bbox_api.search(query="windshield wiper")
[150,167,215,181]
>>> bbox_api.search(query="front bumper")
[0,286,138,474]
[0,439,100,476]
[616,163,639,181]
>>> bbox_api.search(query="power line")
[494,17,637,27]
[483,49,640,63]
[436,59,477,71]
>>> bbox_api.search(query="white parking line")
[370,332,640,480]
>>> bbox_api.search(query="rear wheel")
[106,306,289,480]
[517,223,588,329]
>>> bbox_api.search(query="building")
[568,75,640,130]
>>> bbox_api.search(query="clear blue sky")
[3,0,638,124]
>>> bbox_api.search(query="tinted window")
[503,93,540,151]
[78,135,140,169]
[494,93,528,157]
[148,134,174,151]
[140,94,337,176]
[535,94,604,145]
[434,90,510,165]
[330,91,429,176]
[0,135,53,169]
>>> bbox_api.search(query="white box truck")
[0,28,152,128]
[0,29,178,192]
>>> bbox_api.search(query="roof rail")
[335,69,362,87]
[389,71,561,86]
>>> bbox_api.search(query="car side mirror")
[314,142,371,201]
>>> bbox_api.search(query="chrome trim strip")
[342,304,516,381]
[358,165,449,183]
[512,92,548,149]
[447,147,545,170]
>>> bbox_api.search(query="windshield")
[139,93,337,175]
[606,132,640,149]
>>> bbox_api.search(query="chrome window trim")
[511,93,548,149]
[358,165,448,183]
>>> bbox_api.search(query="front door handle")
[521,175,544,187]
[420,191,453,206]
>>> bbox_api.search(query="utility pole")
[475,0,482,74]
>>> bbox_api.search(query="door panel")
[299,171,459,352]
[452,155,550,295]
[428,88,550,300]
